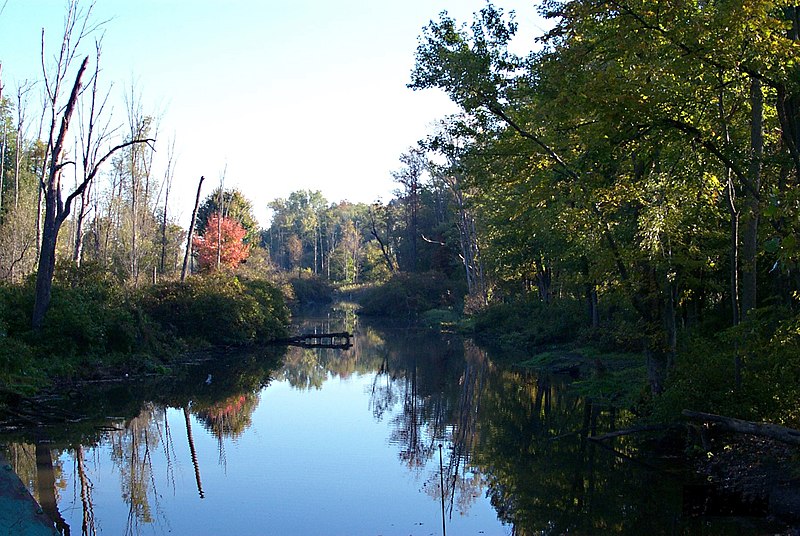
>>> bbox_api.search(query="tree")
[392,147,427,272]
[32,1,152,329]
[192,212,249,271]
[196,187,258,244]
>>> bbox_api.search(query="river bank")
[0,269,290,405]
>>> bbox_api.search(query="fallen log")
[682,410,800,446]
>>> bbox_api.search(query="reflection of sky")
[55,373,509,535]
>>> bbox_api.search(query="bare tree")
[159,136,177,275]
[32,1,152,329]
[73,39,115,265]
[14,81,34,210]
[181,175,205,282]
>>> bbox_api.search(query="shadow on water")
[0,305,788,535]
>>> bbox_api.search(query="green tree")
[196,187,259,244]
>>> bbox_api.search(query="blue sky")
[0,1,548,226]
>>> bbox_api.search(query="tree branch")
[58,137,155,226]
[683,410,800,446]
[658,118,760,200]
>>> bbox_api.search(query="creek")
[0,305,783,535]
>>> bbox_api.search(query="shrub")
[357,271,459,317]
[653,306,800,426]
[241,278,290,340]
[139,273,288,345]
[289,276,333,304]
[472,296,585,348]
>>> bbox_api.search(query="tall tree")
[32,2,151,329]
[392,147,427,272]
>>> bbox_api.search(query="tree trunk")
[0,124,6,215]
[741,76,763,317]
[32,57,88,329]
[32,189,59,329]
[683,410,800,446]
[726,169,740,326]
[181,176,205,282]
[72,183,91,265]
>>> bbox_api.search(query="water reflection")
[0,309,783,535]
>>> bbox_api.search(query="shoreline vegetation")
[2,0,800,530]
[0,262,290,402]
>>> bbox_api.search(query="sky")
[0,0,549,227]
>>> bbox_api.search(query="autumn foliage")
[193,213,250,271]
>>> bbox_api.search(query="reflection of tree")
[279,347,328,390]
[35,442,70,534]
[441,341,489,517]
[278,309,389,390]
[108,404,165,534]
[391,355,434,470]
[370,352,396,421]
[76,446,96,536]
[195,392,259,439]
[468,368,681,535]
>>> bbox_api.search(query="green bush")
[0,282,34,337]
[358,271,459,317]
[653,306,800,426]
[0,268,290,394]
[242,278,290,340]
[139,273,288,345]
[289,276,333,304]
[472,296,585,348]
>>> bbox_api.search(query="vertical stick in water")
[439,443,446,536]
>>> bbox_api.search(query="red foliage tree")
[193,213,250,271]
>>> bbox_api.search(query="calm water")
[1,306,781,535]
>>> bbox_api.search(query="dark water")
[0,306,781,535]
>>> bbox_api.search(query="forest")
[1,0,800,437]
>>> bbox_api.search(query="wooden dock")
[276,331,353,349]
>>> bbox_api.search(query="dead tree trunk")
[181,175,205,282]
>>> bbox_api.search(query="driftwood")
[683,410,800,446]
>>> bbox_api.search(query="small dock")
[276,331,353,349]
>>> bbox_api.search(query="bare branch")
[60,137,156,225]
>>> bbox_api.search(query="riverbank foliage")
[0,262,288,396]
[357,271,461,318]
[400,1,800,430]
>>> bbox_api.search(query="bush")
[472,296,585,349]
[0,268,290,394]
[139,273,288,346]
[289,276,333,304]
[241,278,290,340]
[357,271,459,317]
[653,306,800,426]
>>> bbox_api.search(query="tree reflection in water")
[0,345,283,535]
[0,317,775,535]
[109,404,165,534]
